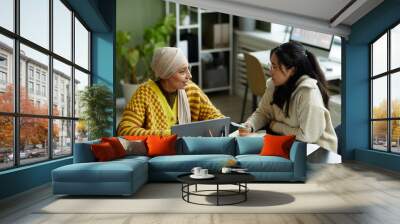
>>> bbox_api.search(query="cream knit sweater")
[246,75,338,153]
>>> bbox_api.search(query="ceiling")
[169,0,384,38]
[225,0,352,22]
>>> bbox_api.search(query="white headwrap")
[151,47,191,124]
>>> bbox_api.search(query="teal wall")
[0,158,72,199]
[0,0,116,200]
[92,0,116,135]
[344,0,400,171]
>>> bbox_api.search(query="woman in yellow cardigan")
[117,47,224,136]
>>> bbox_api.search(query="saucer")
[190,174,215,179]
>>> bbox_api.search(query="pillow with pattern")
[118,137,147,156]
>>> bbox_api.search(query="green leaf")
[79,84,113,140]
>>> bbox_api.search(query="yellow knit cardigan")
[117,80,224,136]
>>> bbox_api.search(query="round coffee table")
[177,173,255,206]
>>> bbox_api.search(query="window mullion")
[49,0,53,160]
[370,45,373,149]
[388,29,391,152]
[14,0,20,166]
[71,11,76,155]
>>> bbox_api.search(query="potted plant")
[116,31,140,103]
[79,84,113,140]
[136,14,176,82]
[116,15,176,103]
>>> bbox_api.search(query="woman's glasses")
[179,65,192,74]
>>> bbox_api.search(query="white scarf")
[177,89,191,124]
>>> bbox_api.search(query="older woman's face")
[269,53,295,86]
[166,64,192,90]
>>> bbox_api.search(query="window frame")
[0,53,7,68]
[0,0,92,171]
[370,19,400,154]
[0,70,7,85]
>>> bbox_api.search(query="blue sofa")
[52,137,306,196]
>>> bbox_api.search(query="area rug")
[38,183,362,214]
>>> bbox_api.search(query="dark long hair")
[270,41,329,117]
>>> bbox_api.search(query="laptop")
[171,117,231,137]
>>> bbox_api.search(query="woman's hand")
[238,123,252,136]
[241,123,253,132]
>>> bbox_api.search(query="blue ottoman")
[52,156,148,196]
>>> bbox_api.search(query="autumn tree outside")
[0,84,60,159]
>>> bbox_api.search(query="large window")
[371,23,400,154]
[0,0,91,170]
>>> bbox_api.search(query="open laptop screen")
[290,27,333,51]
[171,117,231,137]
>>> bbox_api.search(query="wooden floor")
[1,162,400,224]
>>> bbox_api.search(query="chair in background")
[240,53,267,122]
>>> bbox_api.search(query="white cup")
[200,169,208,176]
[221,167,232,174]
[191,167,202,176]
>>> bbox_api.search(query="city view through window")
[0,0,91,170]
[371,23,400,153]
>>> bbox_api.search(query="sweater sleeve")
[270,89,325,143]
[197,88,224,120]
[117,86,170,136]
[245,85,273,131]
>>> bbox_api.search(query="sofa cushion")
[179,137,235,155]
[52,158,147,183]
[236,155,293,172]
[236,137,263,155]
[148,154,235,172]
[74,140,100,163]
[115,155,150,163]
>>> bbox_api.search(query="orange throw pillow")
[146,135,177,157]
[91,142,117,161]
[260,134,296,159]
[101,137,126,158]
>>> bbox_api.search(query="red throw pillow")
[146,135,177,157]
[91,142,117,161]
[101,137,126,158]
[260,134,296,159]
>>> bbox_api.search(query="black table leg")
[217,184,220,206]
[179,181,252,206]
[245,183,247,201]
[181,183,183,200]
[187,184,190,202]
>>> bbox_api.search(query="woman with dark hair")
[243,41,339,162]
